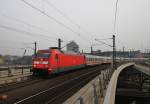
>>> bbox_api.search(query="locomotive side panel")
[55,53,85,73]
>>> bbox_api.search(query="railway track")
[1,64,110,104]
[45,67,104,104]
[0,76,44,94]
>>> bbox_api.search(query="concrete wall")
[63,63,135,104]
[63,69,112,104]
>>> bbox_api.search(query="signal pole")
[91,46,93,54]
[58,38,62,50]
[34,41,37,57]
[129,49,131,61]
[112,35,116,69]
[119,49,121,62]
[81,50,83,53]
[123,46,125,59]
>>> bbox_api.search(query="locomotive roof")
[61,50,82,55]
[37,48,82,55]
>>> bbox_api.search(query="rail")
[13,65,109,104]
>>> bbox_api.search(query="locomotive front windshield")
[36,53,50,58]
[33,53,50,58]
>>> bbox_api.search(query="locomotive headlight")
[42,61,48,64]
[34,61,39,64]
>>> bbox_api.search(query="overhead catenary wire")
[0,47,23,50]
[0,24,57,42]
[0,46,33,56]
[95,39,113,47]
[0,38,33,45]
[21,0,80,36]
[0,47,30,53]
[0,12,61,39]
[95,38,112,40]
[21,0,91,43]
[45,0,95,39]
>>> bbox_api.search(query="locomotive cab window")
[35,53,50,58]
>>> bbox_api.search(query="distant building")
[66,41,79,53]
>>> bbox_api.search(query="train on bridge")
[32,47,111,75]
[32,47,149,75]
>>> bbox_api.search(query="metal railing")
[0,65,32,78]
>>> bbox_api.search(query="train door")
[50,53,58,72]
[54,54,60,73]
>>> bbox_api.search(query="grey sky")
[0,0,150,56]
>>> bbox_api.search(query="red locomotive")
[32,47,85,75]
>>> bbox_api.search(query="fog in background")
[0,0,150,56]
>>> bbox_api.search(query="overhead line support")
[58,38,63,50]
[34,41,37,57]
[112,35,116,69]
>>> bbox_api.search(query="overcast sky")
[0,0,150,56]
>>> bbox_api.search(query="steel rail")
[0,77,44,93]
[14,66,105,104]
[45,68,100,104]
